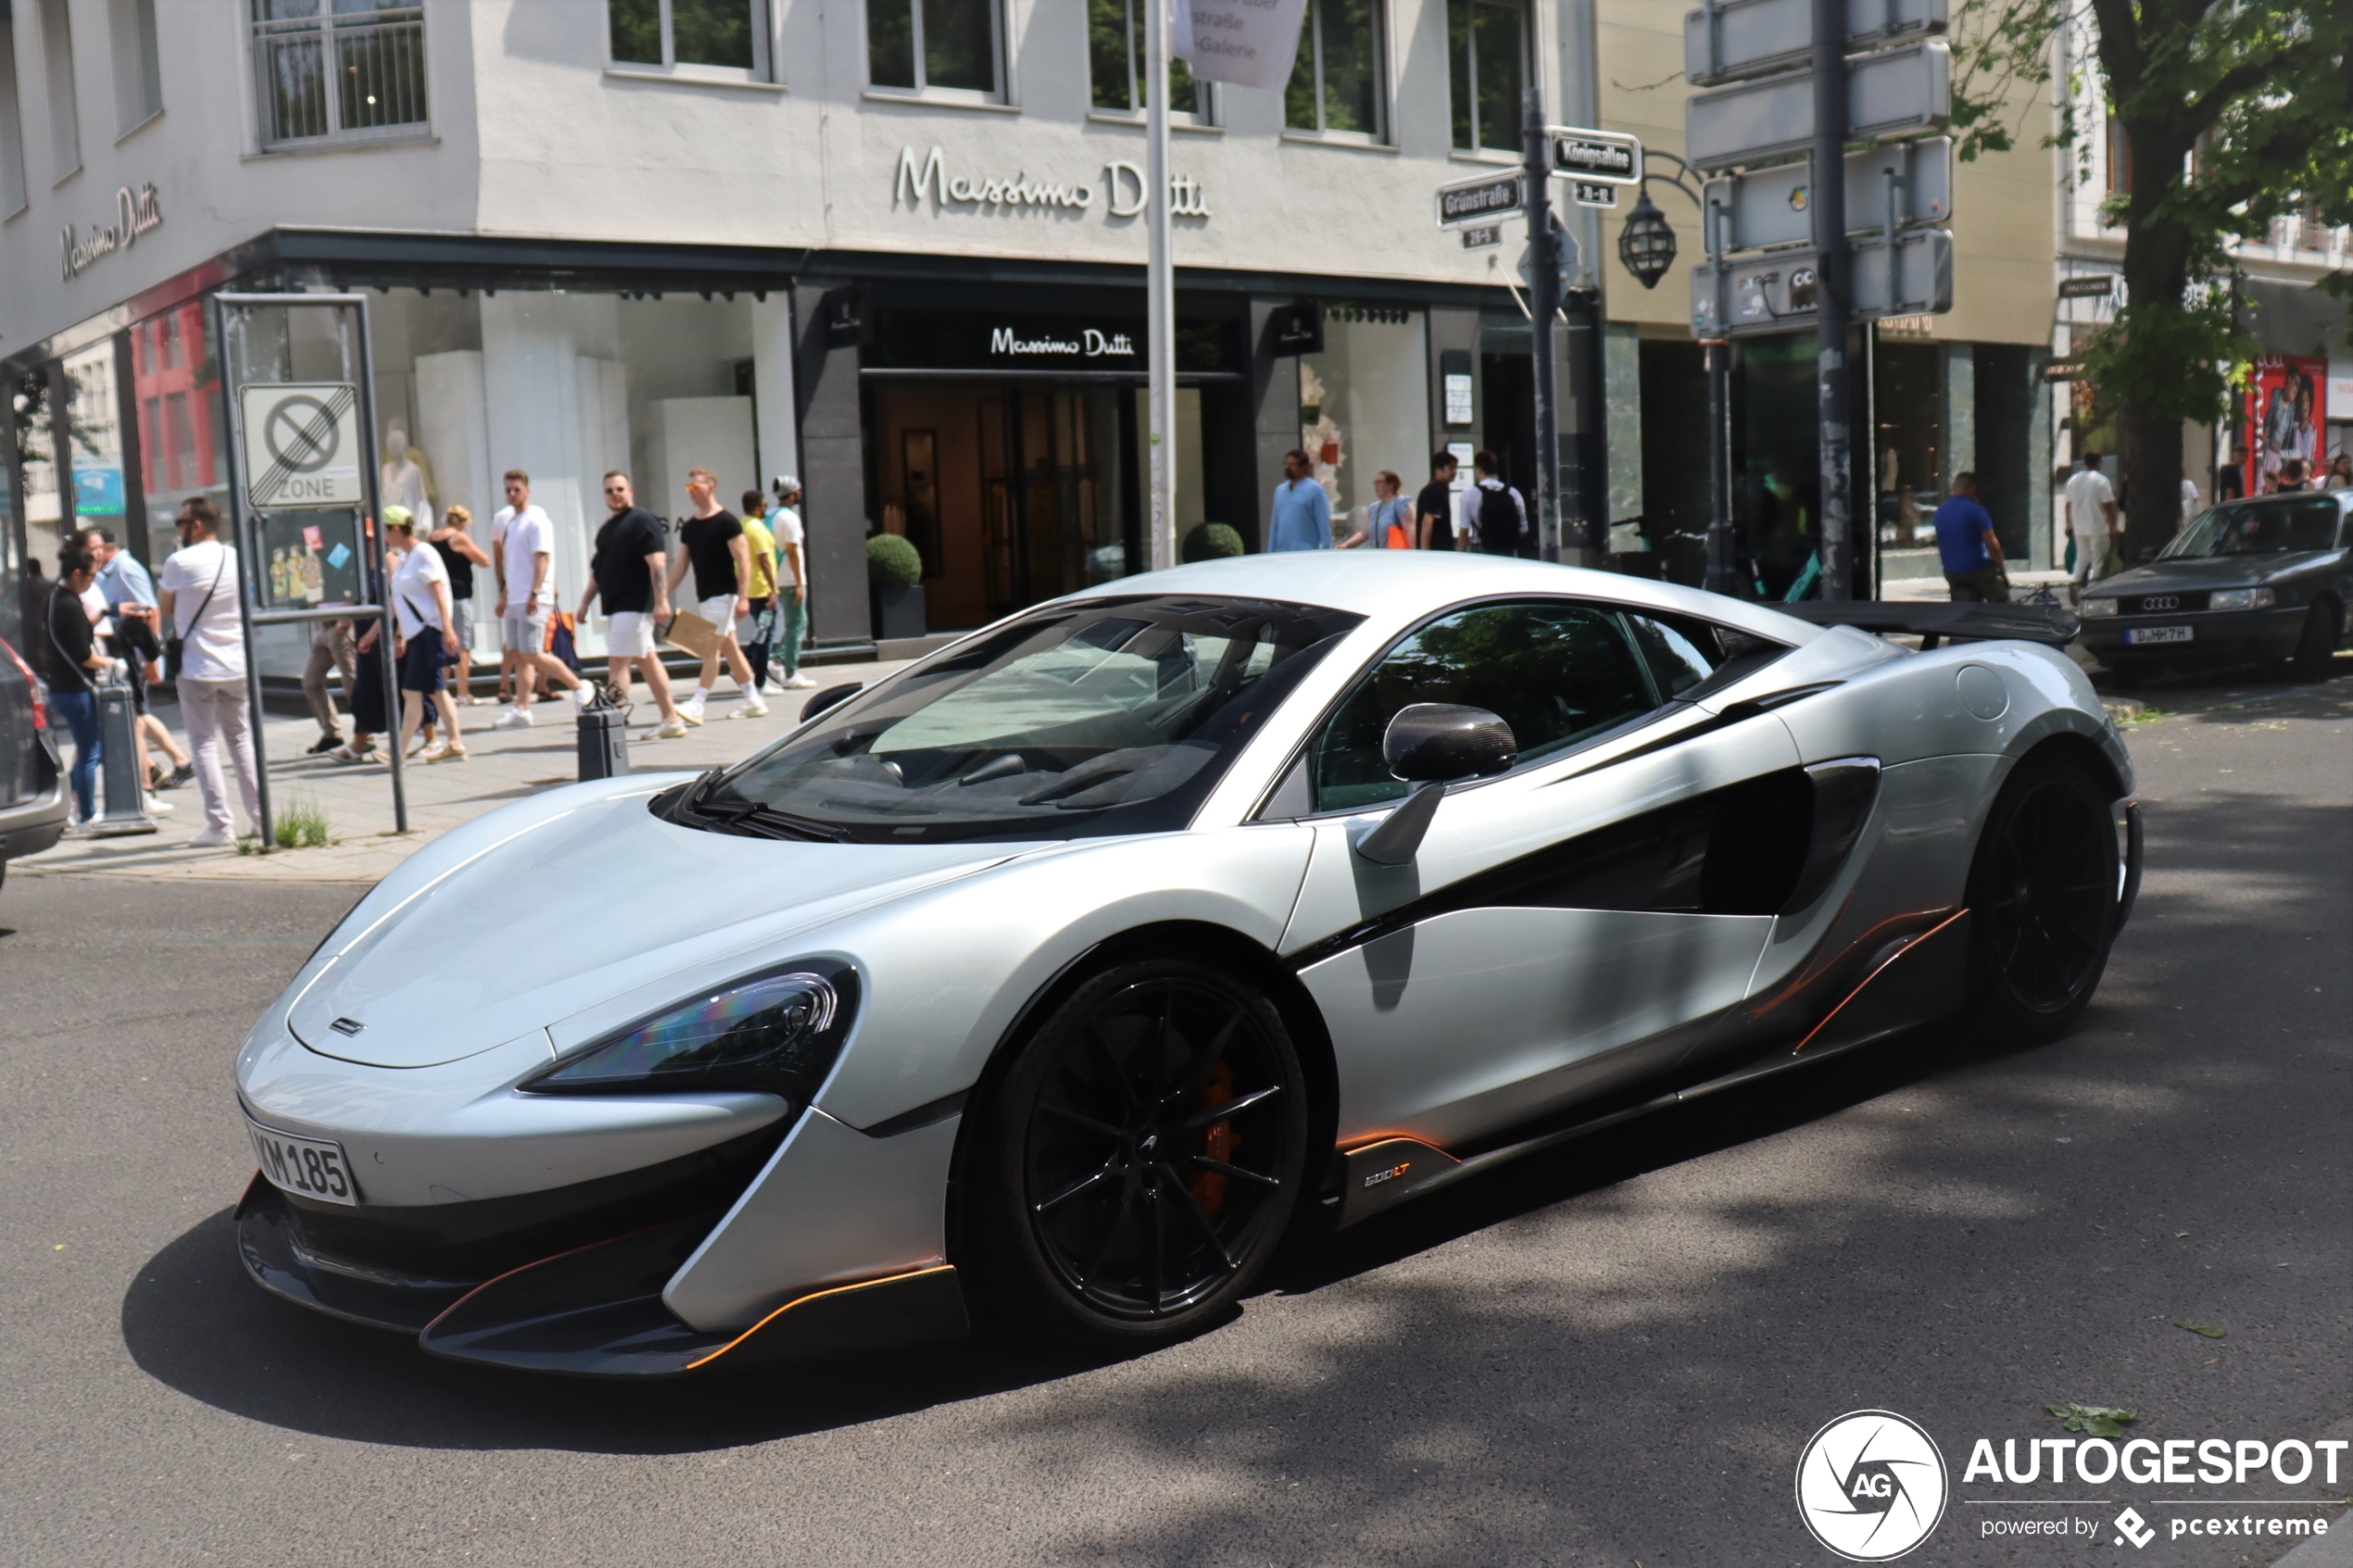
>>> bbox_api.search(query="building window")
[251,0,428,150]
[1088,0,1206,119]
[2103,114,2130,197]
[1448,0,1523,153]
[609,0,770,79]
[1285,0,1386,140]
[108,0,163,132]
[0,3,29,213]
[868,0,1001,97]
[38,0,80,178]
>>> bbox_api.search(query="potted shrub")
[867,533,927,641]
[1181,522,1246,563]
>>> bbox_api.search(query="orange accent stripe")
[1337,1133,1454,1157]
[1791,907,1969,1054]
[418,1212,716,1339]
[684,1263,956,1372]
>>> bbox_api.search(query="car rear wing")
[1769,600,2080,650]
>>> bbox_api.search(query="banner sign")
[2246,355,2327,495]
[1173,0,1311,91]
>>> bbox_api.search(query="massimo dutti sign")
[62,183,163,281]
[893,146,1210,220]
[866,310,1244,375]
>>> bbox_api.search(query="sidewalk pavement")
[15,657,915,884]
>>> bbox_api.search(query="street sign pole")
[1524,89,1566,563]
[1810,0,1853,600]
[1145,0,1176,571]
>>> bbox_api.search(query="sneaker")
[188,828,233,848]
[729,698,770,719]
[163,762,195,790]
[144,796,174,816]
[783,673,817,689]
[328,743,380,764]
[570,685,595,710]
[653,717,690,739]
[491,708,534,730]
[679,702,706,728]
[307,734,344,756]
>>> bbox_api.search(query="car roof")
[1060,551,1826,643]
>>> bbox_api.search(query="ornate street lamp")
[1617,192,1679,289]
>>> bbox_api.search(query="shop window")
[609,0,771,80]
[1088,0,1207,119]
[0,4,28,214]
[38,0,80,178]
[868,0,1001,98]
[108,0,162,133]
[1447,0,1524,154]
[251,0,428,150]
[130,302,226,565]
[1299,304,1428,538]
[1284,0,1387,141]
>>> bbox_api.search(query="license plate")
[2125,625,2194,645]
[246,1119,359,1205]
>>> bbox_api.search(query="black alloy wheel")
[1965,757,2120,1041]
[965,959,1307,1343]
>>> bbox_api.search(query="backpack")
[1469,479,1524,555]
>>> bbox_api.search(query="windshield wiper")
[670,769,851,843]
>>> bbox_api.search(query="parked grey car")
[0,633,69,894]
[2078,490,2352,681]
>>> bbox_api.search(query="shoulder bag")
[165,554,226,684]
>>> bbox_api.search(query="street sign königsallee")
[1686,41,1950,171]
[1437,169,1526,228]
[1690,228,1953,337]
[1551,128,1643,185]
[1686,0,1947,86]
[1704,137,1952,251]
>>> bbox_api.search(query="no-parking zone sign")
[240,383,362,509]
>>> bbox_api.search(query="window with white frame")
[869,0,1002,99]
[609,0,771,79]
[108,0,163,133]
[1447,0,1523,153]
[1285,0,1386,140]
[1088,0,1207,119]
[250,0,428,150]
[38,0,80,177]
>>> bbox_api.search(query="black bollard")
[91,676,157,836]
[577,700,628,782]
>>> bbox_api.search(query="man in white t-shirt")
[156,497,259,847]
[768,475,814,690]
[2180,470,2201,526]
[2064,450,2119,594]
[488,468,585,730]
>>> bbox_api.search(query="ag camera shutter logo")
[1795,1410,1950,1561]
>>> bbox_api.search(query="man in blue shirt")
[1267,449,1332,552]
[1932,471,2009,602]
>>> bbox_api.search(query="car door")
[1270,598,1809,1151]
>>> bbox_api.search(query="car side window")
[1306,601,1660,813]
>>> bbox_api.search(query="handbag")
[164,555,225,683]
[545,609,583,674]
[662,608,722,660]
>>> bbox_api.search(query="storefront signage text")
[989,326,1139,358]
[61,183,163,281]
[895,146,1208,220]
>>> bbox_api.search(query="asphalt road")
[2,667,2346,1568]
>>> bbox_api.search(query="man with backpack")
[1464,450,1528,557]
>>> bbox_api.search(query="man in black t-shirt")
[578,471,686,737]
[662,466,766,723]
[1416,452,1460,551]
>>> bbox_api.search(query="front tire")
[1964,756,2120,1043]
[962,958,1308,1347]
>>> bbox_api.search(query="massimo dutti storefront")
[6,231,1518,670]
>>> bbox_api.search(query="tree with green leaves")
[1947,0,2351,560]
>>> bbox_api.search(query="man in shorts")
[662,466,767,722]
[580,472,687,739]
[489,468,586,730]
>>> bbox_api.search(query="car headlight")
[520,961,858,1101]
[2080,598,2118,618]
[2207,587,2275,611]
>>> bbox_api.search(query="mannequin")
[381,420,435,531]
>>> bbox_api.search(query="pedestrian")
[488,469,587,730]
[1338,470,1412,548]
[768,476,814,690]
[1933,471,2009,602]
[663,467,768,722]
[41,536,115,827]
[737,488,780,692]
[2179,468,2202,526]
[1416,453,1458,551]
[579,471,688,738]
[2269,457,2309,494]
[157,497,261,848]
[2064,449,2118,596]
[429,504,491,705]
[300,618,359,755]
[81,525,192,797]
[1267,449,1331,552]
[2326,452,2353,491]
[1464,450,1529,557]
[385,511,467,762]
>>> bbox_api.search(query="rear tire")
[2289,597,2342,683]
[960,958,1308,1348]
[1964,756,2120,1044]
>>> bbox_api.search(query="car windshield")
[702,596,1363,844]
[2159,496,2342,559]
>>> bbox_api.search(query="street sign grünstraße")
[1437,169,1526,229]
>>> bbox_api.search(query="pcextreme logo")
[1795,1411,1951,1561]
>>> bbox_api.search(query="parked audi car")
[0,632,69,893]
[2078,490,2351,681]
